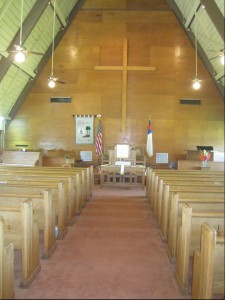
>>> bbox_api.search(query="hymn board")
[94,39,156,133]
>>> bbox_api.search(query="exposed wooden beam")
[0,0,49,83]
[8,0,85,120]
[200,0,224,41]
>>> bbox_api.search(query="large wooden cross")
[94,38,156,133]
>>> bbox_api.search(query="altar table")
[100,165,146,189]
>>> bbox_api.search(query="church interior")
[0,0,224,299]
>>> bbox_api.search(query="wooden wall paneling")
[4,2,224,166]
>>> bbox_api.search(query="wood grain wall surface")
[5,0,224,166]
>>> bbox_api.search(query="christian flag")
[95,118,103,156]
[146,117,153,157]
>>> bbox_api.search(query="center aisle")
[15,185,190,299]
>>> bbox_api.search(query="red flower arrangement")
[199,150,211,161]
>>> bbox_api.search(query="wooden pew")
[0,174,77,225]
[0,165,94,202]
[160,185,224,242]
[0,198,41,288]
[0,191,56,259]
[174,203,224,295]
[151,173,224,216]
[155,178,223,227]
[166,192,224,263]
[0,182,67,239]
[145,168,224,205]
[0,170,83,220]
[0,216,14,299]
[0,166,89,217]
[39,165,93,209]
[192,223,224,299]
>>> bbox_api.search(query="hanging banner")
[75,115,94,144]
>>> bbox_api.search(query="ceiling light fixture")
[48,0,66,88]
[48,0,56,88]
[15,49,25,63]
[192,12,201,90]
[15,0,25,63]
[0,0,44,61]
[48,79,56,88]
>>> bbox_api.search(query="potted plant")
[199,150,211,167]
[65,153,70,163]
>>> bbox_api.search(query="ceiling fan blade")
[209,56,219,60]
[207,49,219,53]
[56,79,66,84]
[48,76,66,84]
[24,50,44,55]
[0,50,16,53]
[54,77,66,84]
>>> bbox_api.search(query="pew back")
[166,193,224,262]
[0,198,41,288]
[0,191,56,259]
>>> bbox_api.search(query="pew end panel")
[0,199,41,288]
[0,216,14,299]
[192,223,225,299]
[174,204,225,295]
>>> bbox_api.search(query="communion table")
[100,164,146,189]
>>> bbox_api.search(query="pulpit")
[100,144,146,188]
[102,144,146,166]
[108,144,136,166]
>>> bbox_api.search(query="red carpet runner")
[15,185,190,299]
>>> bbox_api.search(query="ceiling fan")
[48,0,66,88]
[208,49,225,64]
[0,0,44,62]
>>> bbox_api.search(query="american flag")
[95,118,103,156]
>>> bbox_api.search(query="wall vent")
[50,97,72,103]
[180,99,201,105]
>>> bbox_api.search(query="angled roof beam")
[8,0,85,120]
[200,0,224,41]
[0,0,14,22]
[0,0,49,84]
[183,3,200,29]
[167,0,224,99]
